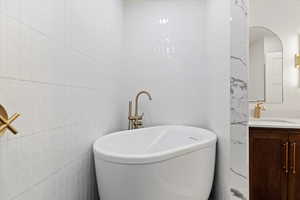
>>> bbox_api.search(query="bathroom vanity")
[249,119,300,200]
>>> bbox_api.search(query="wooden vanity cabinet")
[288,134,300,200]
[250,128,300,200]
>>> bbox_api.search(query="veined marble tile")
[230,0,248,198]
[230,169,249,200]
[231,125,248,179]
[231,0,248,64]
[231,57,248,125]
[230,131,248,177]
[231,76,248,124]
[230,188,247,200]
[233,0,248,16]
[231,124,248,143]
[231,57,248,84]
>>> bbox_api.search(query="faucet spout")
[128,90,152,130]
[254,102,265,118]
[134,90,152,117]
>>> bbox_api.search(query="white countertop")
[249,117,300,129]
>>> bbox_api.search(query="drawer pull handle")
[283,142,289,174]
[291,142,296,174]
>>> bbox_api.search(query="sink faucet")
[128,90,152,130]
[254,102,265,118]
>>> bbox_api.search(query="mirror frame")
[249,26,284,104]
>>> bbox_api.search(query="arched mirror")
[249,26,283,104]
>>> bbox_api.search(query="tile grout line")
[231,139,245,145]
[0,10,107,70]
[0,76,98,90]
[6,121,80,141]
[230,168,247,180]
[231,56,247,66]
[9,151,91,200]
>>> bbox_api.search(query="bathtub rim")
[93,125,217,164]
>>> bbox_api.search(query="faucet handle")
[258,102,266,110]
[135,113,144,120]
[256,102,265,109]
[137,114,143,120]
[253,101,266,118]
[128,115,143,120]
[134,120,143,128]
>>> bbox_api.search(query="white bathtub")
[93,125,217,200]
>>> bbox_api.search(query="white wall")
[205,0,231,198]
[0,0,124,199]
[250,0,300,116]
[0,0,233,199]
[122,1,232,199]
[122,0,210,127]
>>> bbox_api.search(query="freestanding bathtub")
[93,126,217,200]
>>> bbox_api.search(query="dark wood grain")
[250,128,289,200]
[288,134,300,200]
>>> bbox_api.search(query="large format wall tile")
[230,0,249,199]
[65,0,122,62]
[231,0,248,64]
[0,0,233,199]
[20,0,66,43]
[2,0,21,19]
[0,0,123,199]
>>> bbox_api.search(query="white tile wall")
[0,0,123,199]
[204,0,231,198]
[2,0,21,19]
[122,0,212,128]
[0,0,238,199]
[122,0,236,199]
[21,0,66,43]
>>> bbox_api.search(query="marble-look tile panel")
[231,123,247,143]
[231,58,248,125]
[231,0,248,64]
[230,0,249,198]
[234,0,248,16]
[230,188,247,200]
[231,125,248,178]
[231,76,248,125]
[230,168,249,200]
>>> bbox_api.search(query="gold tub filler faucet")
[128,90,152,130]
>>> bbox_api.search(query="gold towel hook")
[0,105,20,136]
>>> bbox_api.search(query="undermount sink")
[249,117,300,128]
[251,118,297,124]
